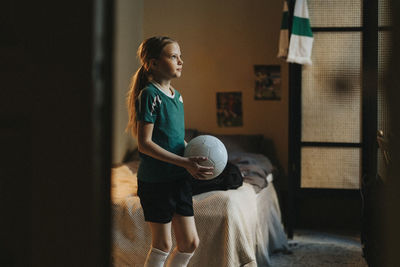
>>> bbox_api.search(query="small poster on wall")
[216,92,243,127]
[254,65,281,100]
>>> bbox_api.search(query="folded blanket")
[229,152,275,193]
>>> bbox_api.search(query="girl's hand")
[184,156,214,180]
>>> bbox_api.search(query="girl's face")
[153,42,183,80]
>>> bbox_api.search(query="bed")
[111,130,289,267]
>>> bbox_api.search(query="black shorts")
[137,177,194,223]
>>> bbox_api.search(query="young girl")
[126,36,213,267]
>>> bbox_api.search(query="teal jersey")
[136,82,187,182]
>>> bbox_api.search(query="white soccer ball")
[184,135,228,180]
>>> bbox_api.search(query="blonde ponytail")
[125,36,176,137]
[126,65,148,137]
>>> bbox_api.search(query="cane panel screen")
[308,0,362,27]
[301,147,361,189]
[301,32,362,143]
[378,31,391,138]
[378,0,392,27]
[377,30,392,178]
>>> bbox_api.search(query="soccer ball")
[184,135,228,180]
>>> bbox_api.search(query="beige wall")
[143,0,289,178]
[112,0,143,164]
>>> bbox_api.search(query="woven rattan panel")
[379,0,392,27]
[378,31,391,138]
[377,30,391,178]
[301,32,361,143]
[301,147,361,189]
[308,0,362,27]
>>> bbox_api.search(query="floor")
[270,229,368,266]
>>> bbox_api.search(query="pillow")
[197,132,264,154]
[229,152,274,174]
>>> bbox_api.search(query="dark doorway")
[0,0,113,266]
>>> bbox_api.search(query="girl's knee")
[179,237,200,253]
[192,237,200,251]
[153,240,172,252]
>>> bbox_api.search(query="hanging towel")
[287,0,313,65]
[277,0,289,59]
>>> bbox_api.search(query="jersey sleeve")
[137,89,161,123]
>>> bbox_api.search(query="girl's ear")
[149,58,158,70]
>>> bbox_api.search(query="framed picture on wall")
[254,65,281,100]
[216,92,243,127]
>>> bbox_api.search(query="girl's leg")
[166,214,199,267]
[171,214,199,253]
[145,222,172,267]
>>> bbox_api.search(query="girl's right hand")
[184,157,214,180]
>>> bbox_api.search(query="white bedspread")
[111,162,288,267]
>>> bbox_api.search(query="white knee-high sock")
[166,248,194,267]
[144,247,169,267]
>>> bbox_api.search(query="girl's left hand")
[184,156,214,180]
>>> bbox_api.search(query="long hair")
[126,36,176,136]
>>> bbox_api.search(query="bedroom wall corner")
[112,0,143,164]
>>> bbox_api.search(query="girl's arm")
[137,121,213,179]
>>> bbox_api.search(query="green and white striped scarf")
[278,0,313,65]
